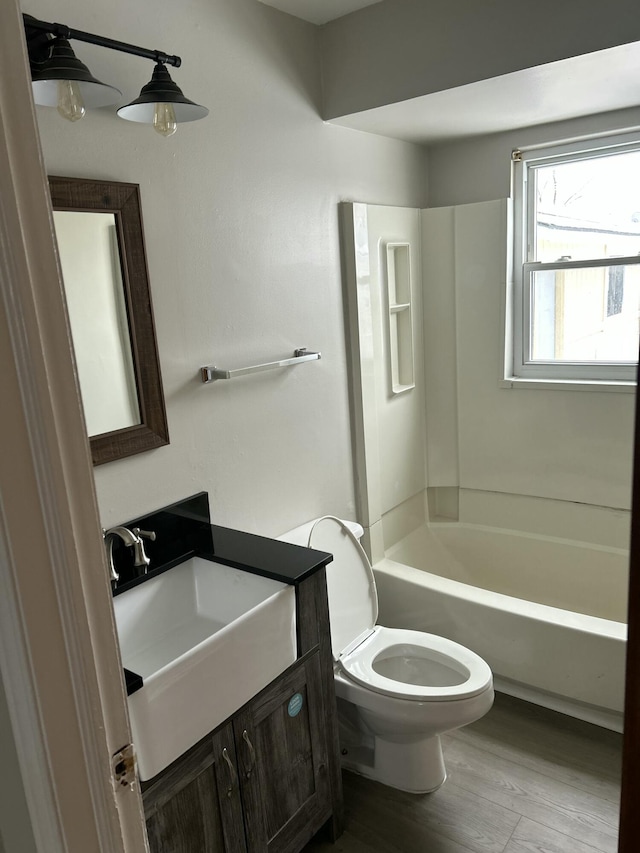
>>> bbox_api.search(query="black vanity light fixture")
[23,13,208,137]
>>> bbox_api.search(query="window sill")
[500,377,636,393]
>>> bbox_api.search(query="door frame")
[0,1,148,850]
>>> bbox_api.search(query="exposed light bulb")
[57,79,86,122]
[152,103,177,137]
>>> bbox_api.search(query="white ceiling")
[257,1,640,144]
[256,0,382,25]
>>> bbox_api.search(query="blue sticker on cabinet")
[288,692,303,717]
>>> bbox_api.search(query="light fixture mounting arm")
[23,14,181,67]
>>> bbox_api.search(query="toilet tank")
[278,517,364,547]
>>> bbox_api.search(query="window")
[511,136,640,384]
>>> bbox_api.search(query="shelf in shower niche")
[200,347,321,383]
[385,243,415,395]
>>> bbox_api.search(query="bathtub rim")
[373,556,627,641]
[383,519,629,623]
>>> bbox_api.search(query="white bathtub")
[373,523,628,731]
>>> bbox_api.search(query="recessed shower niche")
[385,242,415,394]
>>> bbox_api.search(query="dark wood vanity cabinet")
[141,569,342,853]
[234,653,329,852]
[144,724,247,852]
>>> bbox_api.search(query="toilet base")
[341,733,447,794]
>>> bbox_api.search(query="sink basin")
[113,556,296,780]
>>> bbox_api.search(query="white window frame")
[511,132,640,387]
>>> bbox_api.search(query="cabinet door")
[143,723,247,853]
[234,654,331,853]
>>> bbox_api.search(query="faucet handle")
[133,528,156,542]
[131,528,156,571]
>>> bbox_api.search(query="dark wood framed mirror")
[49,175,169,465]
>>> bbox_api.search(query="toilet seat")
[339,625,493,702]
[308,517,492,703]
[308,516,379,660]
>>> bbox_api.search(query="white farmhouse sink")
[113,556,296,780]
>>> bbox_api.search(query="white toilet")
[280,516,494,793]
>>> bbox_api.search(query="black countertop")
[205,524,332,584]
[111,492,332,595]
[114,523,332,597]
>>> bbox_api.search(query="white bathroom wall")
[27,0,428,535]
[427,105,640,207]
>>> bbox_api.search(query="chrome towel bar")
[200,347,321,383]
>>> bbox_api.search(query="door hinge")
[112,743,136,790]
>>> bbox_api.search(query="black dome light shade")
[30,38,122,110]
[117,63,208,129]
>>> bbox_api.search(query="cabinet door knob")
[222,747,237,798]
[242,730,256,780]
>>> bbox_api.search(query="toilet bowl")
[279,516,494,793]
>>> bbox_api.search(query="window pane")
[530,265,640,362]
[533,150,640,262]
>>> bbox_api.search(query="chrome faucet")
[103,525,156,585]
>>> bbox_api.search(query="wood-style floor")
[305,692,622,853]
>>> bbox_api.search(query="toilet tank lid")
[277,517,364,547]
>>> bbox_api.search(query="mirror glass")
[49,176,169,465]
[53,210,140,436]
